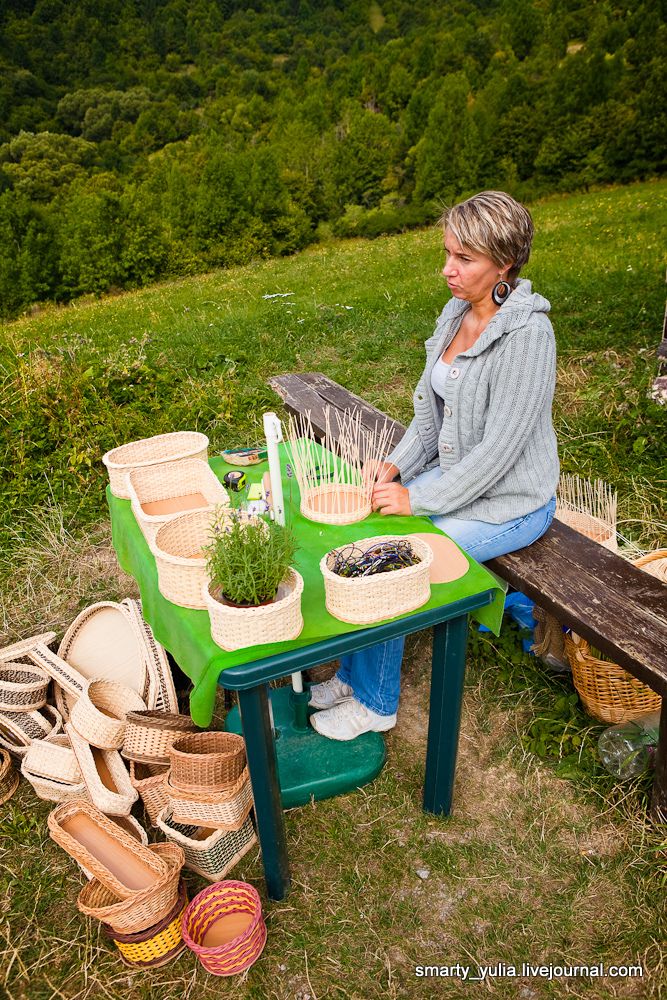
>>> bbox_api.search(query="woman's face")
[442,229,510,305]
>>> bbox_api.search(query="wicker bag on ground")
[0,705,63,757]
[102,878,188,969]
[48,799,168,897]
[129,760,170,827]
[70,680,146,750]
[169,732,246,794]
[77,842,185,934]
[0,748,19,805]
[181,880,267,976]
[157,808,257,881]
[128,458,229,544]
[167,767,253,831]
[103,431,209,500]
[122,710,198,765]
[565,632,662,724]
[0,662,50,713]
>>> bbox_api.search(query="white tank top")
[430,357,451,399]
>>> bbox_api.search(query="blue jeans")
[336,478,557,716]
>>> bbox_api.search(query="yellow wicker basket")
[564,632,661,724]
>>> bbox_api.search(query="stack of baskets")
[158,732,257,882]
[122,709,199,825]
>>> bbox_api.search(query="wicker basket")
[204,569,304,653]
[181,880,267,976]
[300,483,371,526]
[157,808,257,882]
[565,632,662,724]
[103,879,188,969]
[632,549,667,583]
[70,680,146,750]
[77,842,185,934]
[103,431,209,500]
[556,509,618,551]
[65,723,137,816]
[20,758,90,803]
[78,814,150,881]
[0,748,19,806]
[0,633,57,662]
[48,799,168,897]
[167,768,253,831]
[320,535,433,625]
[23,733,81,785]
[129,458,230,544]
[0,705,63,757]
[122,710,199,765]
[129,760,170,827]
[169,732,246,794]
[0,662,49,713]
[151,508,217,610]
[121,598,179,714]
[26,643,86,705]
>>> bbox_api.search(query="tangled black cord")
[330,539,420,578]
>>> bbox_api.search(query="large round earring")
[491,280,511,305]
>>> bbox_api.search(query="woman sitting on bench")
[310,190,559,741]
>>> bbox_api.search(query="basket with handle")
[0,633,57,662]
[70,680,146,750]
[102,878,188,968]
[181,880,267,976]
[0,705,63,757]
[564,632,662,724]
[0,748,19,805]
[48,799,168,898]
[129,760,170,827]
[103,431,209,500]
[128,458,230,544]
[156,808,257,881]
[122,710,199,765]
[0,662,50,713]
[151,508,217,610]
[65,723,138,816]
[167,767,253,831]
[77,842,185,934]
[169,731,246,793]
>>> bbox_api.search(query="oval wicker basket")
[0,748,19,806]
[66,723,138,816]
[23,733,81,785]
[300,483,371,526]
[564,632,662,724]
[122,710,199,765]
[70,679,146,750]
[78,813,147,881]
[0,662,49,713]
[77,842,185,934]
[167,767,253,831]
[204,569,304,653]
[129,760,171,827]
[0,705,63,757]
[129,458,230,544]
[151,508,217,610]
[320,534,433,625]
[181,880,267,976]
[157,808,257,882]
[102,878,188,969]
[632,549,667,583]
[103,431,209,500]
[169,732,246,794]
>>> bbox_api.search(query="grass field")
[0,180,666,999]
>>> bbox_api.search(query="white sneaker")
[310,698,397,741]
[308,675,354,710]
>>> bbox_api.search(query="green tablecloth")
[109,451,506,727]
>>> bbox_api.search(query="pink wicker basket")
[181,880,267,976]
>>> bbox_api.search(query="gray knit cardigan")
[387,278,560,523]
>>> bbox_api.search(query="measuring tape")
[223,470,247,492]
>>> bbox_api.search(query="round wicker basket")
[103,879,188,968]
[204,569,304,652]
[0,662,49,713]
[103,431,209,499]
[169,732,246,793]
[320,535,433,625]
[151,508,217,610]
[300,483,370,526]
[181,880,267,976]
[122,710,199,764]
[564,632,662,724]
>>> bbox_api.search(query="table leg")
[237,684,290,900]
[423,614,469,815]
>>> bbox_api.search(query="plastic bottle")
[598,711,661,779]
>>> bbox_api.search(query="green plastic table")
[109,452,504,900]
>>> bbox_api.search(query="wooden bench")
[269,371,667,816]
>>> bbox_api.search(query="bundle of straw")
[555,474,618,551]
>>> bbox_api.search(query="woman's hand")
[372,481,412,516]
[364,460,399,486]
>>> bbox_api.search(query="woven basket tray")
[129,458,230,544]
[157,808,257,882]
[103,431,209,500]
[0,748,19,806]
[79,814,149,880]
[167,767,253,831]
[151,508,217,610]
[129,760,171,827]
[0,705,63,757]
[0,662,50,713]
[66,724,138,816]
[565,632,662,724]
[181,880,267,977]
[122,710,199,765]
[23,733,81,785]
[204,569,304,653]
[103,879,188,968]
[169,732,246,793]
[121,599,179,714]
[320,535,433,625]
[48,798,168,898]
[78,842,185,934]
[70,679,146,750]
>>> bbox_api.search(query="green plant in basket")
[205,509,297,607]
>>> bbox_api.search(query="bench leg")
[237,684,291,900]
[651,699,667,821]
[423,614,468,816]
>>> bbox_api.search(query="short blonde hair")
[440,191,534,285]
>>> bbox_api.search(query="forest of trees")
[0,0,665,317]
